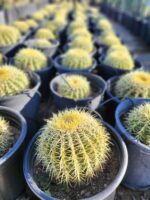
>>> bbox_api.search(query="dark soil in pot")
[33,143,119,200]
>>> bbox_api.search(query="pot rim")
[0,106,27,165]
[23,120,128,200]
[115,98,150,152]
[50,72,106,102]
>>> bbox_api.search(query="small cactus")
[0,117,13,155]
[115,71,150,99]
[31,39,52,49]
[107,44,130,55]
[58,75,91,100]
[97,19,112,30]
[124,103,150,147]
[70,28,92,40]
[0,25,21,46]
[36,108,110,184]
[103,51,134,70]
[0,65,29,97]
[99,35,121,47]
[70,36,94,53]
[13,21,30,34]
[62,48,93,69]
[32,12,45,22]
[35,28,55,40]
[26,19,38,29]
[15,48,48,71]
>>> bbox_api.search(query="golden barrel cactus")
[36,108,110,184]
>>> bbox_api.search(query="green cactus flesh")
[0,65,29,97]
[115,71,150,99]
[15,48,48,71]
[125,103,150,147]
[58,75,91,100]
[36,108,110,185]
[62,48,93,69]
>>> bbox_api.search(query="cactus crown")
[31,39,52,49]
[13,21,30,34]
[99,35,121,46]
[107,44,129,55]
[115,71,150,99]
[104,51,134,70]
[35,28,55,40]
[0,25,21,46]
[0,116,13,156]
[70,36,94,53]
[36,108,110,184]
[58,75,91,100]
[15,48,48,71]
[26,19,38,29]
[124,103,150,147]
[0,65,29,97]
[62,48,93,69]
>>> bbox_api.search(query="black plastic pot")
[115,98,150,190]
[54,55,97,74]
[0,106,27,200]
[98,56,143,80]
[24,39,59,58]
[50,72,106,110]
[24,120,128,200]
[0,71,41,137]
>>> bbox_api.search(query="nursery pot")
[24,120,128,200]
[50,72,106,110]
[0,106,27,200]
[53,55,97,74]
[115,98,150,190]
[0,71,41,136]
[98,56,143,80]
[24,39,59,58]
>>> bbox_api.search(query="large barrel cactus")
[0,65,29,97]
[58,75,91,99]
[15,48,48,71]
[115,71,150,99]
[0,25,21,46]
[36,108,110,184]
[62,48,93,69]
[103,51,134,70]
[125,103,150,147]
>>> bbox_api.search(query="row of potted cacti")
[0,1,150,200]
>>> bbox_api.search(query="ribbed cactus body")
[13,21,30,34]
[0,117,12,155]
[32,39,52,49]
[71,36,94,53]
[99,35,121,46]
[115,71,150,99]
[125,103,150,147]
[62,48,93,69]
[104,51,134,70]
[15,48,48,71]
[0,65,29,97]
[35,28,55,40]
[26,19,38,29]
[0,25,21,46]
[97,19,112,30]
[32,12,45,22]
[58,75,91,100]
[70,28,92,40]
[36,109,110,184]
